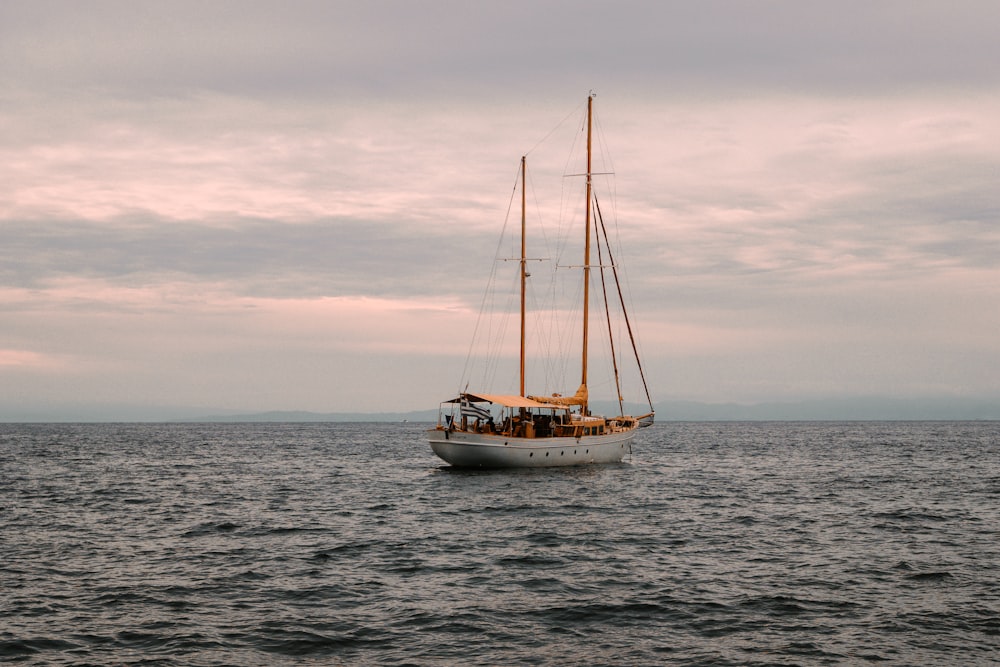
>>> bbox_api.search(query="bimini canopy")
[444,392,567,410]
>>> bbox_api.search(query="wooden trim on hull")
[427,427,636,468]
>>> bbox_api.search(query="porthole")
[560,451,564,456]
[545,452,549,457]
[529,452,533,457]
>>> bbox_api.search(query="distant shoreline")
[3,397,999,423]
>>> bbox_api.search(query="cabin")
[436,392,636,439]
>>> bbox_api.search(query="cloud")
[0,277,477,412]
[0,349,61,369]
[2,2,1000,415]
[4,2,1000,99]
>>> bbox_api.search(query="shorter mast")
[519,155,527,397]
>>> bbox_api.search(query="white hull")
[427,427,635,468]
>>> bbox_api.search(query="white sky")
[2,1,999,418]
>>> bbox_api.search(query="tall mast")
[519,155,527,397]
[580,95,593,411]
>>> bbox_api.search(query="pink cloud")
[0,348,59,369]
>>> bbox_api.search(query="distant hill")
[6,396,998,423]
[658,397,1000,421]
[178,409,440,423]
[178,397,1000,423]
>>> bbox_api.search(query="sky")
[2,1,999,420]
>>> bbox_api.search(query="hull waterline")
[427,427,635,468]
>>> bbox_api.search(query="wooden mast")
[519,155,527,397]
[580,95,593,413]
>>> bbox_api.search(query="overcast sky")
[2,1,999,419]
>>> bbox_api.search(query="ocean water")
[1,421,998,666]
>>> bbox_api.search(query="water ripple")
[2,421,999,665]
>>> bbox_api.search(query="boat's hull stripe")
[426,429,635,468]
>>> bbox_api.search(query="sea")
[1,421,998,666]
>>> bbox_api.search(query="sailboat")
[427,95,654,468]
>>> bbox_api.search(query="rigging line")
[546,268,583,396]
[594,195,655,413]
[525,100,586,157]
[591,108,617,185]
[590,107,622,241]
[486,270,519,392]
[459,161,524,394]
[555,113,587,269]
[481,267,517,393]
[594,194,624,417]
[526,162,554,266]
